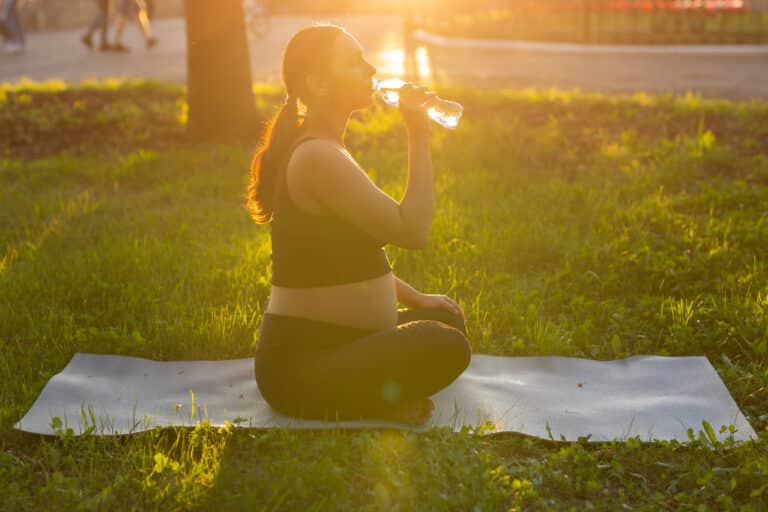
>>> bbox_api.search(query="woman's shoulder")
[285,138,348,215]
[288,137,354,176]
[291,136,345,160]
[286,137,368,216]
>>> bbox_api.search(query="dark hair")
[246,24,347,224]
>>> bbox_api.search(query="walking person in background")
[81,0,111,51]
[0,8,7,47]
[145,0,155,20]
[1,0,26,55]
[111,0,158,52]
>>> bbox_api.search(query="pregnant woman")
[247,24,471,425]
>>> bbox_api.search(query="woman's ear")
[305,72,330,99]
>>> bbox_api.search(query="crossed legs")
[257,307,471,423]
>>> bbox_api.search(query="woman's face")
[324,32,377,111]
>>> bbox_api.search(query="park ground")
[0,79,767,509]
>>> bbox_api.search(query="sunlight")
[376,47,406,78]
[140,421,232,507]
[372,28,406,78]
[415,46,432,81]
[372,44,432,84]
[366,431,418,506]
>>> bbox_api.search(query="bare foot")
[384,398,435,426]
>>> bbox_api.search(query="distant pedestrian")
[1,0,26,55]
[112,0,158,52]
[145,0,155,20]
[81,0,112,51]
[0,12,7,44]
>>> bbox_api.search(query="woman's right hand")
[398,84,436,136]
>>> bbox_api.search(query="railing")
[411,0,768,44]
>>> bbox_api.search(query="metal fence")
[412,0,768,44]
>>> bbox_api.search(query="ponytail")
[246,23,346,224]
[246,96,304,224]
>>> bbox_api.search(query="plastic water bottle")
[373,78,463,130]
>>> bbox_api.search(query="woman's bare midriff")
[265,272,399,331]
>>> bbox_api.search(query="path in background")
[419,32,768,101]
[1,16,767,101]
[0,16,406,85]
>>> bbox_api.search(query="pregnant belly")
[265,272,398,331]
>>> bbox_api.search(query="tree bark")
[184,0,257,142]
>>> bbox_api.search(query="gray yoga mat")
[14,352,756,442]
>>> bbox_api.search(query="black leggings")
[254,308,472,421]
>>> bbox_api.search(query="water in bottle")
[373,78,463,130]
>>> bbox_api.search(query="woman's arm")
[394,274,422,308]
[294,87,434,250]
[394,274,465,319]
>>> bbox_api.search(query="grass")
[1,79,768,510]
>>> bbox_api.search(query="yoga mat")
[14,353,756,442]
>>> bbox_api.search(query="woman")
[247,24,471,426]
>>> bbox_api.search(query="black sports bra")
[269,136,392,287]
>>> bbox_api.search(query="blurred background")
[2,0,767,98]
[17,0,768,44]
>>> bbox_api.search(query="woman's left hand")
[411,293,465,322]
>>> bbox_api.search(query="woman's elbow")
[405,230,430,250]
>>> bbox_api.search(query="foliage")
[1,80,767,510]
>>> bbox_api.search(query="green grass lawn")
[1,80,767,510]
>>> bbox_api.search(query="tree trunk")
[184,0,257,142]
